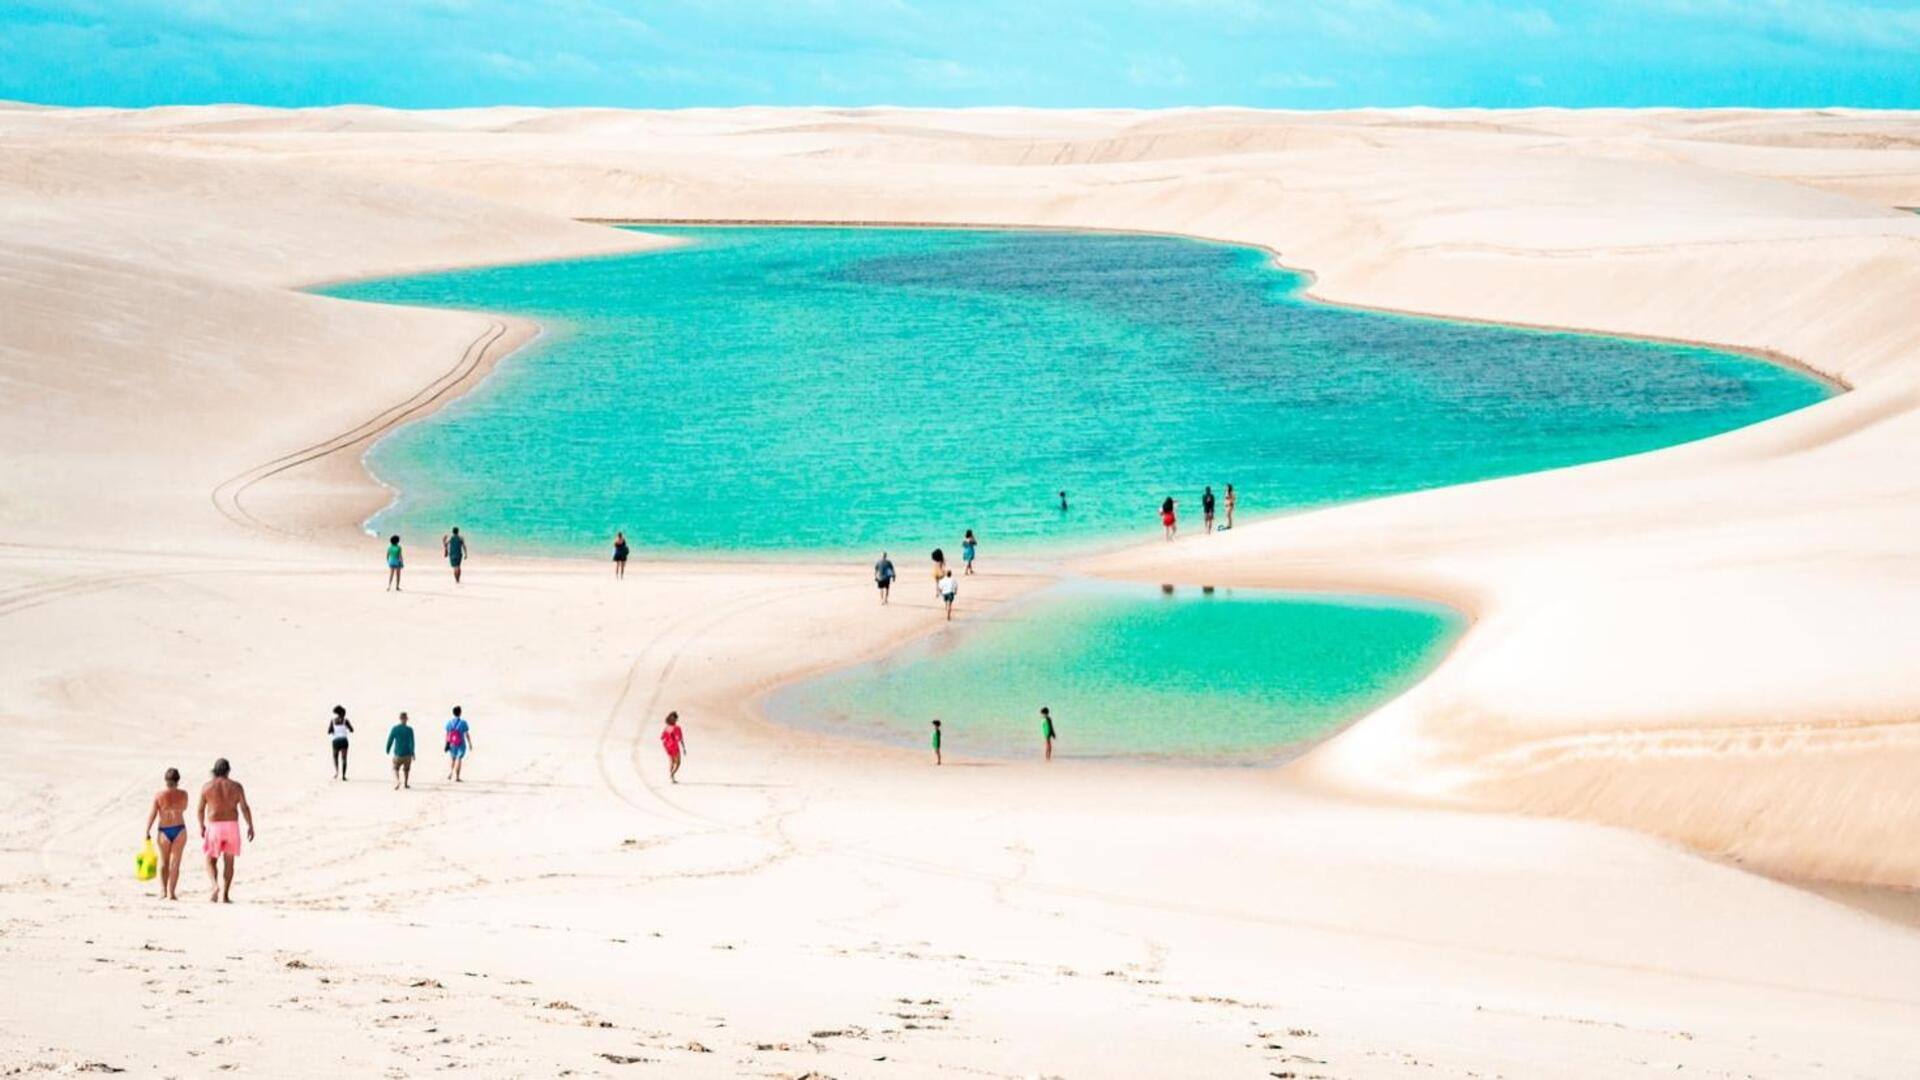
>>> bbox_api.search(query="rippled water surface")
[324,226,1830,555]
[769,583,1462,760]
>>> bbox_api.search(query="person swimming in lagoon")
[385,534,404,591]
[1161,496,1177,540]
[143,767,188,900]
[327,705,353,781]
[613,531,630,578]
[874,551,896,604]
[443,526,469,584]
[962,530,978,575]
[198,758,255,904]
[661,711,687,783]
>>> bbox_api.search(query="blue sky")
[5,1,1919,109]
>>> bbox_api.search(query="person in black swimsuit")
[613,531,630,579]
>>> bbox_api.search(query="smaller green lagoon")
[769,583,1462,761]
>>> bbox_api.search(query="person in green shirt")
[442,527,469,584]
[386,711,417,789]
[385,534,404,592]
[1040,706,1057,762]
[931,719,943,766]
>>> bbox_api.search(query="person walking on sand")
[1202,486,1216,533]
[1040,706,1058,762]
[386,711,416,790]
[1161,496,1178,540]
[931,719,943,765]
[327,705,353,781]
[386,534,404,591]
[930,548,946,599]
[962,530,978,575]
[661,711,687,783]
[143,767,189,900]
[1224,484,1236,530]
[939,569,957,621]
[197,758,254,904]
[444,706,473,782]
[613,531,630,579]
[874,551,896,604]
[443,527,469,584]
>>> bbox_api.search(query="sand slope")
[4,106,1920,1076]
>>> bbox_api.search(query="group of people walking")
[139,706,692,903]
[141,759,255,903]
[385,527,471,591]
[1161,484,1235,540]
[872,528,978,620]
[388,485,1235,597]
[322,704,474,786]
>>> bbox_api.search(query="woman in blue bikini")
[143,767,189,900]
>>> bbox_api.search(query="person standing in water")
[444,706,472,782]
[661,711,687,783]
[1161,496,1178,540]
[197,758,254,904]
[931,719,943,765]
[1202,486,1216,533]
[386,711,416,790]
[385,534,404,591]
[1224,484,1236,530]
[613,531,630,579]
[327,705,353,781]
[143,767,189,900]
[1058,490,1069,512]
[1040,707,1058,762]
[962,530,978,575]
[874,551,896,604]
[939,569,957,620]
[930,548,947,599]
[443,527,469,584]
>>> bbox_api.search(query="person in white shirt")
[326,705,354,781]
[939,569,957,621]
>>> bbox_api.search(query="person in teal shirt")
[385,534,404,592]
[385,712,417,789]
[931,719,942,766]
[443,527,469,584]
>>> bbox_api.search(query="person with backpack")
[444,706,473,782]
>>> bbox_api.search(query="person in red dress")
[661,711,687,783]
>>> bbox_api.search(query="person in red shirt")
[661,711,687,783]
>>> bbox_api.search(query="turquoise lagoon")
[324,226,1829,557]
[324,226,1829,757]
[769,582,1461,761]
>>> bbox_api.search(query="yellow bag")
[135,838,157,881]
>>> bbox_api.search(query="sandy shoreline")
[6,105,1920,1077]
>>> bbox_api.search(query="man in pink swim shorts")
[197,758,255,903]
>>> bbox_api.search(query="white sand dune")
[3,106,1920,1077]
